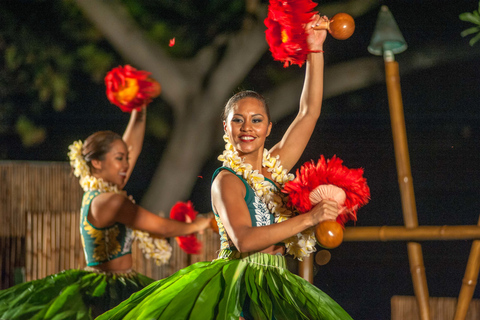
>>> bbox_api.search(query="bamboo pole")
[454,215,480,320]
[385,54,430,320]
[26,212,32,282]
[343,226,480,242]
[299,254,314,283]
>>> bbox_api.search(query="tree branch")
[74,0,189,116]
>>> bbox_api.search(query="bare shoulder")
[92,192,127,208]
[212,170,245,197]
[90,192,130,227]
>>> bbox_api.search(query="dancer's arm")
[122,108,146,186]
[90,192,211,238]
[269,15,327,170]
[211,170,339,253]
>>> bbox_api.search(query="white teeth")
[241,136,254,140]
[119,172,127,176]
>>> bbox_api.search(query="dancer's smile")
[224,97,272,157]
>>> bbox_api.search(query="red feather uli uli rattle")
[169,201,203,255]
[283,155,370,248]
[105,65,161,112]
[264,0,355,67]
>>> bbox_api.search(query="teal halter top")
[212,167,280,253]
[80,190,135,266]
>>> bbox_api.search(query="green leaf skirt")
[97,252,353,320]
[0,268,154,320]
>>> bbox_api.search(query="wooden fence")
[0,161,84,288]
[0,161,220,289]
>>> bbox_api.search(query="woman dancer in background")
[0,106,210,320]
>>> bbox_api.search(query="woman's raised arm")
[122,107,146,184]
[269,14,327,171]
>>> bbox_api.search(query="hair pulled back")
[222,90,270,122]
[82,130,122,170]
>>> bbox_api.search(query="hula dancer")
[0,67,210,320]
[97,14,353,320]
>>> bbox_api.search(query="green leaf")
[469,32,480,46]
[459,12,480,24]
[460,26,480,37]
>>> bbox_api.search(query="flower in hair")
[105,65,161,113]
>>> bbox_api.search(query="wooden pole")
[385,53,430,320]
[299,253,314,283]
[343,225,480,241]
[454,215,480,320]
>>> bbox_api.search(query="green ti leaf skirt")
[0,268,154,320]
[97,252,353,320]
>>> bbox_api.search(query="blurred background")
[1,0,480,318]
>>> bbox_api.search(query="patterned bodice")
[80,190,134,266]
[211,167,278,254]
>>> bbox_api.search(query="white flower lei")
[68,140,172,266]
[217,135,316,260]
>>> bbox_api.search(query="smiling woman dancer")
[97,14,353,320]
[0,106,210,320]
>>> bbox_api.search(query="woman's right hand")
[305,14,328,52]
[308,199,340,226]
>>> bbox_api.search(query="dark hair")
[82,130,122,170]
[222,90,270,122]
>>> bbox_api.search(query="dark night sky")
[4,1,480,319]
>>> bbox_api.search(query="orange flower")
[105,65,161,113]
[264,0,318,67]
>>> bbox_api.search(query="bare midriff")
[90,254,133,273]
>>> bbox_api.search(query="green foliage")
[1,0,249,153]
[15,116,46,147]
[148,113,171,140]
[459,1,480,46]
[0,1,116,149]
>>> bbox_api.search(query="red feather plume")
[169,201,202,254]
[105,65,161,113]
[264,0,318,67]
[282,155,370,226]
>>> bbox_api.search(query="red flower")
[169,201,202,254]
[169,38,175,47]
[105,65,161,113]
[282,155,370,225]
[264,0,318,67]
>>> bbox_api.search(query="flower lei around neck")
[217,135,316,260]
[68,140,172,266]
